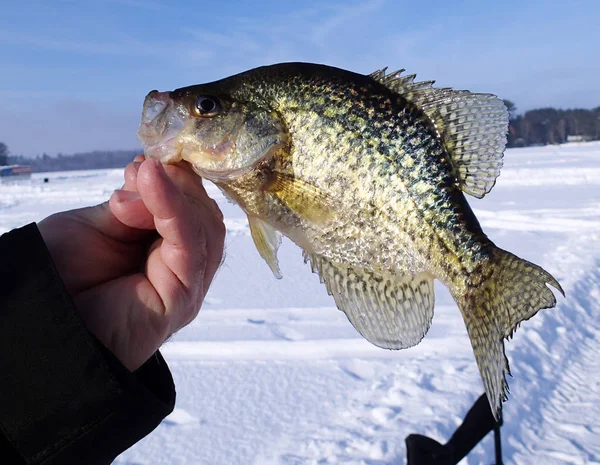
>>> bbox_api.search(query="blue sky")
[2,0,599,157]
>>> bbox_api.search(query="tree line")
[3,147,140,172]
[504,101,600,147]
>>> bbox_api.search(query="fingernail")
[113,189,141,203]
[132,161,142,173]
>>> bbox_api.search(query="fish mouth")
[137,90,186,163]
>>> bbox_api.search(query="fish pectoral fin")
[305,252,435,349]
[370,68,508,199]
[248,216,283,279]
[265,173,334,227]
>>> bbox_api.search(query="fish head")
[138,85,286,182]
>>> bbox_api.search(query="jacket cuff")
[0,223,175,465]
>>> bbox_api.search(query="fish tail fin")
[456,247,564,420]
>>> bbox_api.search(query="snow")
[1,142,599,464]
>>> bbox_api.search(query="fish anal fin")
[370,68,509,198]
[248,216,283,279]
[305,252,435,349]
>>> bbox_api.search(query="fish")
[137,62,564,419]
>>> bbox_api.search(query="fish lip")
[137,91,187,162]
[138,91,172,142]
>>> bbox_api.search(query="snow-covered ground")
[1,142,599,465]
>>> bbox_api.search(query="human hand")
[38,156,225,370]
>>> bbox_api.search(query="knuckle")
[173,284,203,332]
[147,308,172,343]
[183,299,202,326]
[189,198,226,243]
[196,230,209,260]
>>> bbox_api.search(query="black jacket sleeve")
[0,224,176,465]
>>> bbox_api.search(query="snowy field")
[1,143,599,465]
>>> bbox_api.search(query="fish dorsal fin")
[304,252,435,349]
[370,68,509,198]
[248,216,283,279]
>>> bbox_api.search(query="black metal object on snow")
[405,393,503,465]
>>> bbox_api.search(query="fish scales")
[247,66,490,283]
[137,62,563,419]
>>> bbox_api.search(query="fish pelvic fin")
[369,68,508,198]
[248,216,283,279]
[457,248,564,420]
[305,252,435,349]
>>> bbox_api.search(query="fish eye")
[194,96,221,117]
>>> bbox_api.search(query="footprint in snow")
[339,359,377,381]
[269,324,304,341]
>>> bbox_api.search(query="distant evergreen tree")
[0,142,8,166]
[502,100,517,119]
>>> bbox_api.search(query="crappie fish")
[137,62,563,418]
